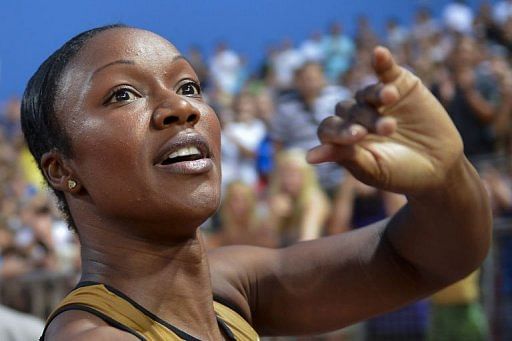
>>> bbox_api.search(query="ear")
[40,150,81,193]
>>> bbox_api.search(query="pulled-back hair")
[20,24,129,230]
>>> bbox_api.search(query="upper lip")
[154,132,211,165]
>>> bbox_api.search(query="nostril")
[163,116,179,126]
[187,114,198,123]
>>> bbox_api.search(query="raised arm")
[209,47,492,336]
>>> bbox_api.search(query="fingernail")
[343,125,361,139]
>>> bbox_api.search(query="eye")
[177,82,201,96]
[104,87,140,105]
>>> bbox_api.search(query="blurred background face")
[254,92,274,124]
[234,94,257,122]
[295,63,325,100]
[452,37,478,66]
[227,184,252,217]
[279,162,304,197]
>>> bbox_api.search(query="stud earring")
[68,179,77,190]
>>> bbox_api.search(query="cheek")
[70,112,149,205]
[199,105,222,167]
[67,102,222,223]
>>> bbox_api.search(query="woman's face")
[235,95,257,122]
[279,162,304,197]
[227,185,251,217]
[57,28,221,235]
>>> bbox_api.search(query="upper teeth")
[168,146,201,159]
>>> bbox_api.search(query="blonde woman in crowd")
[208,181,276,248]
[268,149,330,246]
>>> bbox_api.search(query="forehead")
[73,27,179,69]
[55,28,182,115]
[297,64,323,77]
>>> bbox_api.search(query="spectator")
[270,62,351,196]
[431,37,503,160]
[385,17,410,50]
[300,31,325,63]
[412,7,440,41]
[328,174,406,234]
[267,149,330,246]
[442,0,474,35]
[273,39,304,90]
[253,89,276,184]
[221,92,266,188]
[429,271,488,341]
[322,22,355,83]
[481,164,512,340]
[355,15,379,51]
[210,181,276,248]
[489,52,512,155]
[0,98,22,142]
[210,41,241,96]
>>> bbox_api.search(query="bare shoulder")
[44,310,139,341]
[208,245,280,324]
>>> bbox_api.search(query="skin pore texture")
[38,27,491,340]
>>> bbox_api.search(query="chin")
[193,185,221,215]
[182,180,220,219]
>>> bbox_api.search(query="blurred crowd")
[1,0,512,340]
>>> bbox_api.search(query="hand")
[455,68,475,90]
[307,47,463,196]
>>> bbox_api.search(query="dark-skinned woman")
[20,25,491,340]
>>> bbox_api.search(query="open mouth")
[153,133,213,174]
[160,146,204,165]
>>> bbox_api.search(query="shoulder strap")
[42,283,188,340]
[40,303,145,340]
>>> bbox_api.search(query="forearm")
[494,98,512,136]
[463,89,494,123]
[385,157,492,284]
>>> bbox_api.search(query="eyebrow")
[92,59,136,77]
[92,55,187,77]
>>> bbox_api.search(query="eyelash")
[103,80,201,106]
[178,81,202,96]
[103,86,139,105]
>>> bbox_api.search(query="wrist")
[408,156,481,204]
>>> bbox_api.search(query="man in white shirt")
[210,42,241,95]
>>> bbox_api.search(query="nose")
[152,95,200,129]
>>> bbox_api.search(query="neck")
[79,222,222,340]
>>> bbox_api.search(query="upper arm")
[209,219,442,336]
[44,310,139,341]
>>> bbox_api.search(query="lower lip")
[155,158,213,175]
